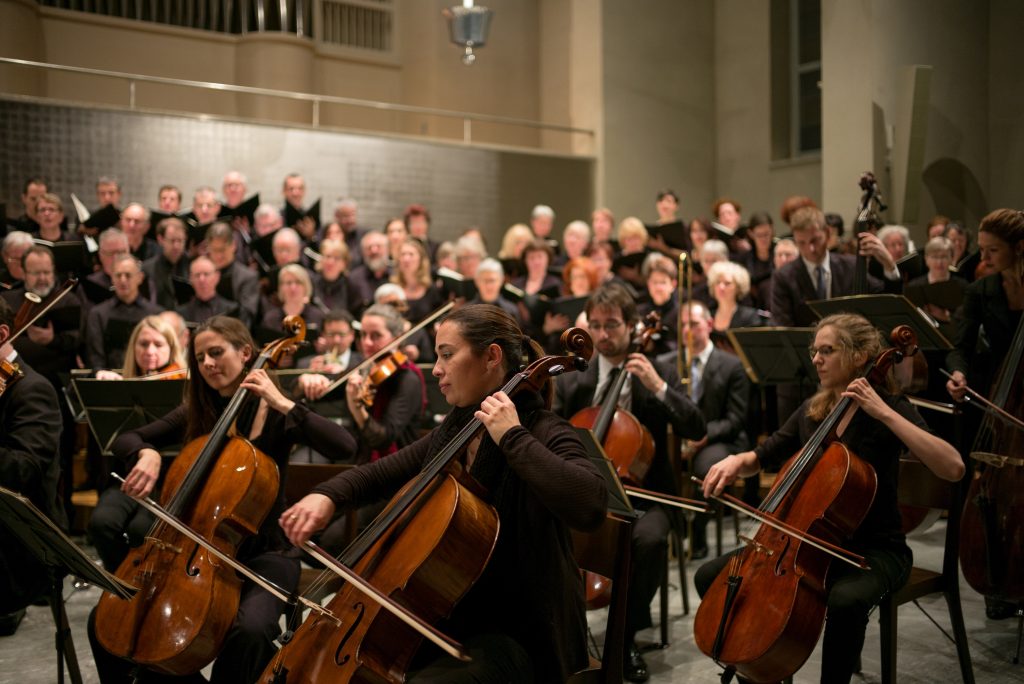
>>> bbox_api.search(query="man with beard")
[348,229,390,315]
[0,296,67,636]
[2,245,83,523]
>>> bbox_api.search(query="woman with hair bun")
[282,303,608,683]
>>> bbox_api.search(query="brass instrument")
[677,252,693,394]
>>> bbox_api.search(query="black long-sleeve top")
[946,273,1022,397]
[754,392,930,552]
[311,390,607,682]
[111,400,357,558]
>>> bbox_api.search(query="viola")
[259,327,593,683]
[357,349,409,407]
[93,316,306,675]
[693,326,918,683]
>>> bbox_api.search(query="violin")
[569,312,661,486]
[259,327,593,683]
[140,361,188,381]
[693,326,918,683]
[357,349,409,407]
[93,316,306,676]
[0,359,24,399]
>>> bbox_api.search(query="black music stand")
[0,486,136,684]
[573,427,637,518]
[808,294,953,351]
[725,326,818,387]
[73,378,186,455]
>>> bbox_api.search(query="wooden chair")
[877,456,974,684]
[568,514,634,684]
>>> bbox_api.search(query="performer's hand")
[946,370,968,402]
[298,373,330,401]
[402,343,420,362]
[625,353,664,393]
[26,322,54,345]
[241,368,295,414]
[475,391,520,444]
[858,232,896,271]
[280,494,336,546]
[841,377,893,421]
[542,312,570,335]
[122,449,162,498]
[703,454,745,498]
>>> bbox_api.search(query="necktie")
[691,357,703,401]
[595,366,622,406]
[815,265,827,300]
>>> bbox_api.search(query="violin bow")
[623,485,708,513]
[691,476,870,570]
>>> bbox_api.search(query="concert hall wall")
[0,98,595,245]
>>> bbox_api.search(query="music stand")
[573,427,637,518]
[0,486,136,684]
[725,326,818,387]
[807,294,953,351]
[72,378,186,455]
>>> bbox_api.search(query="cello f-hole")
[334,602,365,666]
[774,536,790,577]
[185,544,201,577]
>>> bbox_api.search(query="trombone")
[677,252,694,395]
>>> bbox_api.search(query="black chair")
[568,514,634,684]
[877,456,974,684]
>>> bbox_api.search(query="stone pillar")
[235,32,316,125]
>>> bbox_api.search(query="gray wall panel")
[0,99,593,249]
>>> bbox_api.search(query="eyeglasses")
[589,320,624,333]
[808,345,841,360]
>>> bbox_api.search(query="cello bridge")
[145,537,183,554]
[739,535,774,556]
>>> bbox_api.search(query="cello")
[569,312,660,486]
[693,326,918,683]
[259,328,593,683]
[93,316,306,675]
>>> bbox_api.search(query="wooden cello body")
[93,316,306,675]
[958,312,1024,601]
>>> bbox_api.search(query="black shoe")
[985,596,1019,621]
[690,545,708,560]
[624,642,649,682]
[0,608,26,637]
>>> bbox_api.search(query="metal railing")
[0,57,595,149]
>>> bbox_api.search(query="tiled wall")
[0,98,594,245]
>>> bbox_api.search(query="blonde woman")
[95,315,186,380]
[262,263,326,332]
[390,238,443,323]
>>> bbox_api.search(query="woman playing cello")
[697,313,964,684]
[88,315,357,683]
[281,304,608,683]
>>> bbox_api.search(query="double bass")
[693,326,918,683]
[93,317,306,675]
[260,329,593,683]
[958,310,1024,604]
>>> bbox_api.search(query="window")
[771,0,822,159]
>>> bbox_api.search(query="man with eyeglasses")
[82,228,130,306]
[176,256,239,326]
[553,282,705,683]
[142,217,191,310]
[295,310,363,402]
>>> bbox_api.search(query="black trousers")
[89,487,156,571]
[694,544,912,684]
[624,505,670,641]
[691,442,744,549]
[88,551,300,684]
[408,633,534,683]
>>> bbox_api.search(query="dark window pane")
[797,0,821,64]
[798,69,821,152]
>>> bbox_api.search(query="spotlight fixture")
[443,1,493,65]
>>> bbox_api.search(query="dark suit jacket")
[696,348,750,448]
[0,358,67,611]
[770,253,881,327]
[553,356,705,494]
[217,261,259,327]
